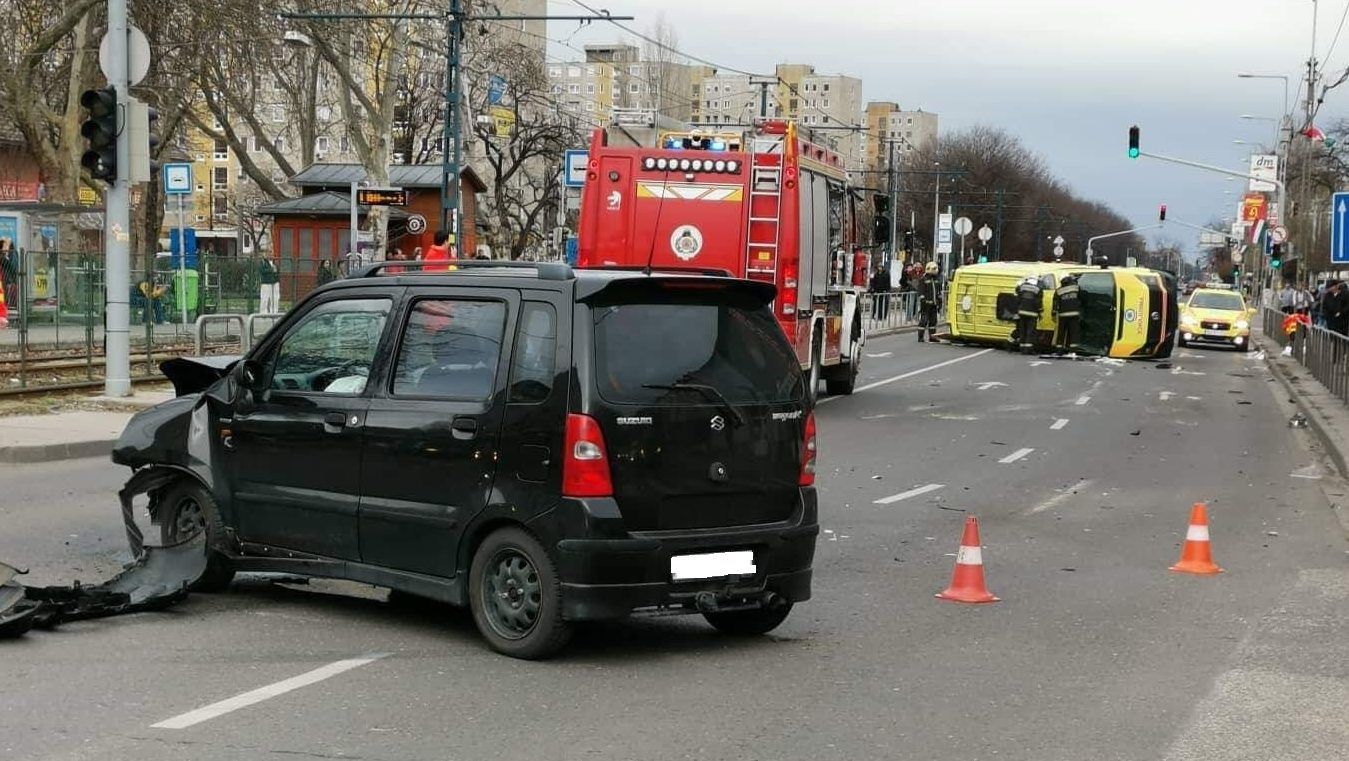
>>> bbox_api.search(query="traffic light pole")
[104,0,132,396]
[1085,223,1164,263]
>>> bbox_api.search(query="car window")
[392,299,507,400]
[270,298,390,394]
[1188,291,1244,310]
[592,301,803,405]
[508,302,557,403]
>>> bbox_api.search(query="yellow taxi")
[1178,286,1254,351]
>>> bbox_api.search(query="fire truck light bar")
[640,157,741,174]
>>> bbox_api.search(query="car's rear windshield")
[1189,291,1244,310]
[592,301,803,405]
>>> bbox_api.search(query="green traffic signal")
[1271,243,1283,269]
[1128,125,1140,159]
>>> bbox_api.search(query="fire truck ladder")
[746,136,784,280]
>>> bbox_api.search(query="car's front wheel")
[702,602,793,635]
[469,527,572,659]
[156,478,235,592]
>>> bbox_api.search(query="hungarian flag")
[1302,124,1327,142]
[1249,218,1266,245]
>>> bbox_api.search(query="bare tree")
[640,15,690,122]
[466,37,582,259]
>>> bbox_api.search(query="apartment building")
[861,101,939,179]
[546,43,696,126]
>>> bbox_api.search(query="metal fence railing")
[1263,306,1349,404]
[0,251,342,391]
[860,291,922,334]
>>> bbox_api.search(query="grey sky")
[548,0,1343,253]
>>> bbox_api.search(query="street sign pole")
[103,0,131,396]
[178,193,187,325]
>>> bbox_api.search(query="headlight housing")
[1235,319,1250,330]
[1181,314,1198,327]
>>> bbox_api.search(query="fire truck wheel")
[825,320,861,395]
[807,329,823,404]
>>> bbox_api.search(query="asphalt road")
[2,333,1346,761]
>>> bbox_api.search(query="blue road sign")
[1334,192,1349,264]
[169,228,197,268]
[163,163,192,195]
[563,149,588,188]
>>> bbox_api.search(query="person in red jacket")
[423,230,453,272]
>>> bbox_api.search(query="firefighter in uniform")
[917,262,942,342]
[1053,274,1082,354]
[1014,276,1043,354]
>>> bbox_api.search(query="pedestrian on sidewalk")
[317,259,336,286]
[0,238,17,324]
[1015,275,1044,354]
[424,230,453,272]
[917,262,942,343]
[1053,274,1082,354]
[1278,282,1296,314]
[870,263,891,321]
[258,253,280,313]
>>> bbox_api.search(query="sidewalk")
[1253,325,1349,537]
[0,389,174,464]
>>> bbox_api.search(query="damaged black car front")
[0,356,242,637]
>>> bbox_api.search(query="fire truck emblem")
[670,225,704,261]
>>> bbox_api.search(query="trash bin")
[170,268,199,320]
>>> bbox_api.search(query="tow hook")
[694,591,781,613]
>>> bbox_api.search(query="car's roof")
[316,264,765,301]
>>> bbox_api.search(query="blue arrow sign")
[1334,192,1349,264]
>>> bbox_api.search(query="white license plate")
[1203,329,1227,337]
[670,551,756,581]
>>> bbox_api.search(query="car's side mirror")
[239,359,267,391]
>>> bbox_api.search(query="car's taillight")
[563,413,613,498]
[799,411,817,486]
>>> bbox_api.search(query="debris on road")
[1289,413,1309,428]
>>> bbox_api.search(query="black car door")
[357,287,518,577]
[229,292,398,560]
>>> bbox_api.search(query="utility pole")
[443,0,462,241]
[104,0,131,396]
[887,139,899,260]
[750,77,775,119]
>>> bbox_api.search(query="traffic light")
[1270,243,1283,269]
[872,195,890,245]
[80,86,118,183]
[1128,125,1140,159]
[1159,203,1166,222]
[127,97,159,183]
[903,229,916,253]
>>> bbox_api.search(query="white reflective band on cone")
[956,546,983,565]
[1186,525,1210,542]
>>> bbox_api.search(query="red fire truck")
[576,119,868,398]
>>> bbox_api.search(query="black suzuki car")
[114,262,819,658]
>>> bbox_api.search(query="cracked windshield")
[2,1,1347,759]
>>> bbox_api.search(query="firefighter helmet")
[925,262,938,275]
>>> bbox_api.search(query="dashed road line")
[1050,418,1070,430]
[151,653,390,730]
[1075,395,1092,406]
[818,348,994,404]
[874,483,945,505]
[1024,479,1095,516]
[999,447,1036,464]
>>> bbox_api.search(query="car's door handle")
[324,411,349,429]
[451,417,478,440]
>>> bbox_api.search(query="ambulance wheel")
[157,479,235,593]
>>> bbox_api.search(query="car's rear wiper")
[641,382,747,427]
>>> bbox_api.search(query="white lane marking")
[1075,395,1091,406]
[999,447,1036,464]
[974,381,1008,390]
[1029,360,1052,367]
[1050,418,1070,430]
[866,351,893,358]
[151,653,389,730]
[1024,479,1095,515]
[1171,366,1206,376]
[818,348,994,404]
[874,483,945,505]
[1186,395,1202,401]
[1159,391,1175,401]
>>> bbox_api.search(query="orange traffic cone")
[936,516,1000,603]
[1170,503,1223,575]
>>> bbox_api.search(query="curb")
[1254,333,1349,538]
[0,438,116,464]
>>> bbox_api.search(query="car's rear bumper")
[540,489,819,621]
